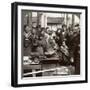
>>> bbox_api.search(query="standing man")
[23,25,32,56]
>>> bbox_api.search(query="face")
[48,30,53,35]
[41,30,45,36]
[62,41,65,45]
[25,26,30,33]
[70,31,73,35]
[63,27,67,31]
[32,28,36,34]
[57,29,61,34]
[74,26,80,34]
[39,36,43,40]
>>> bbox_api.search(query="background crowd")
[23,23,80,74]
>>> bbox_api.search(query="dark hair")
[56,28,62,35]
[24,25,27,30]
[74,24,79,27]
[41,27,45,31]
[32,27,36,29]
[62,24,67,28]
[36,25,41,28]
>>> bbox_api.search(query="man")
[31,27,47,59]
[72,24,80,74]
[23,25,32,56]
[62,24,68,40]
[54,28,63,47]
[66,24,80,74]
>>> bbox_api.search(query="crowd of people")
[23,23,80,74]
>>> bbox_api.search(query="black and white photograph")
[22,11,80,77]
[11,2,87,87]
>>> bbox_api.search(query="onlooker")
[23,25,32,56]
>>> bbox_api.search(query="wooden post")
[37,12,41,26]
[66,14,68,27]
[28,12,32,29]
[72,14,75,29]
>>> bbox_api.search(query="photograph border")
[11,2,88,87]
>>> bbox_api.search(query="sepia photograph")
[22,11,80,78]
[11,2,87,87]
